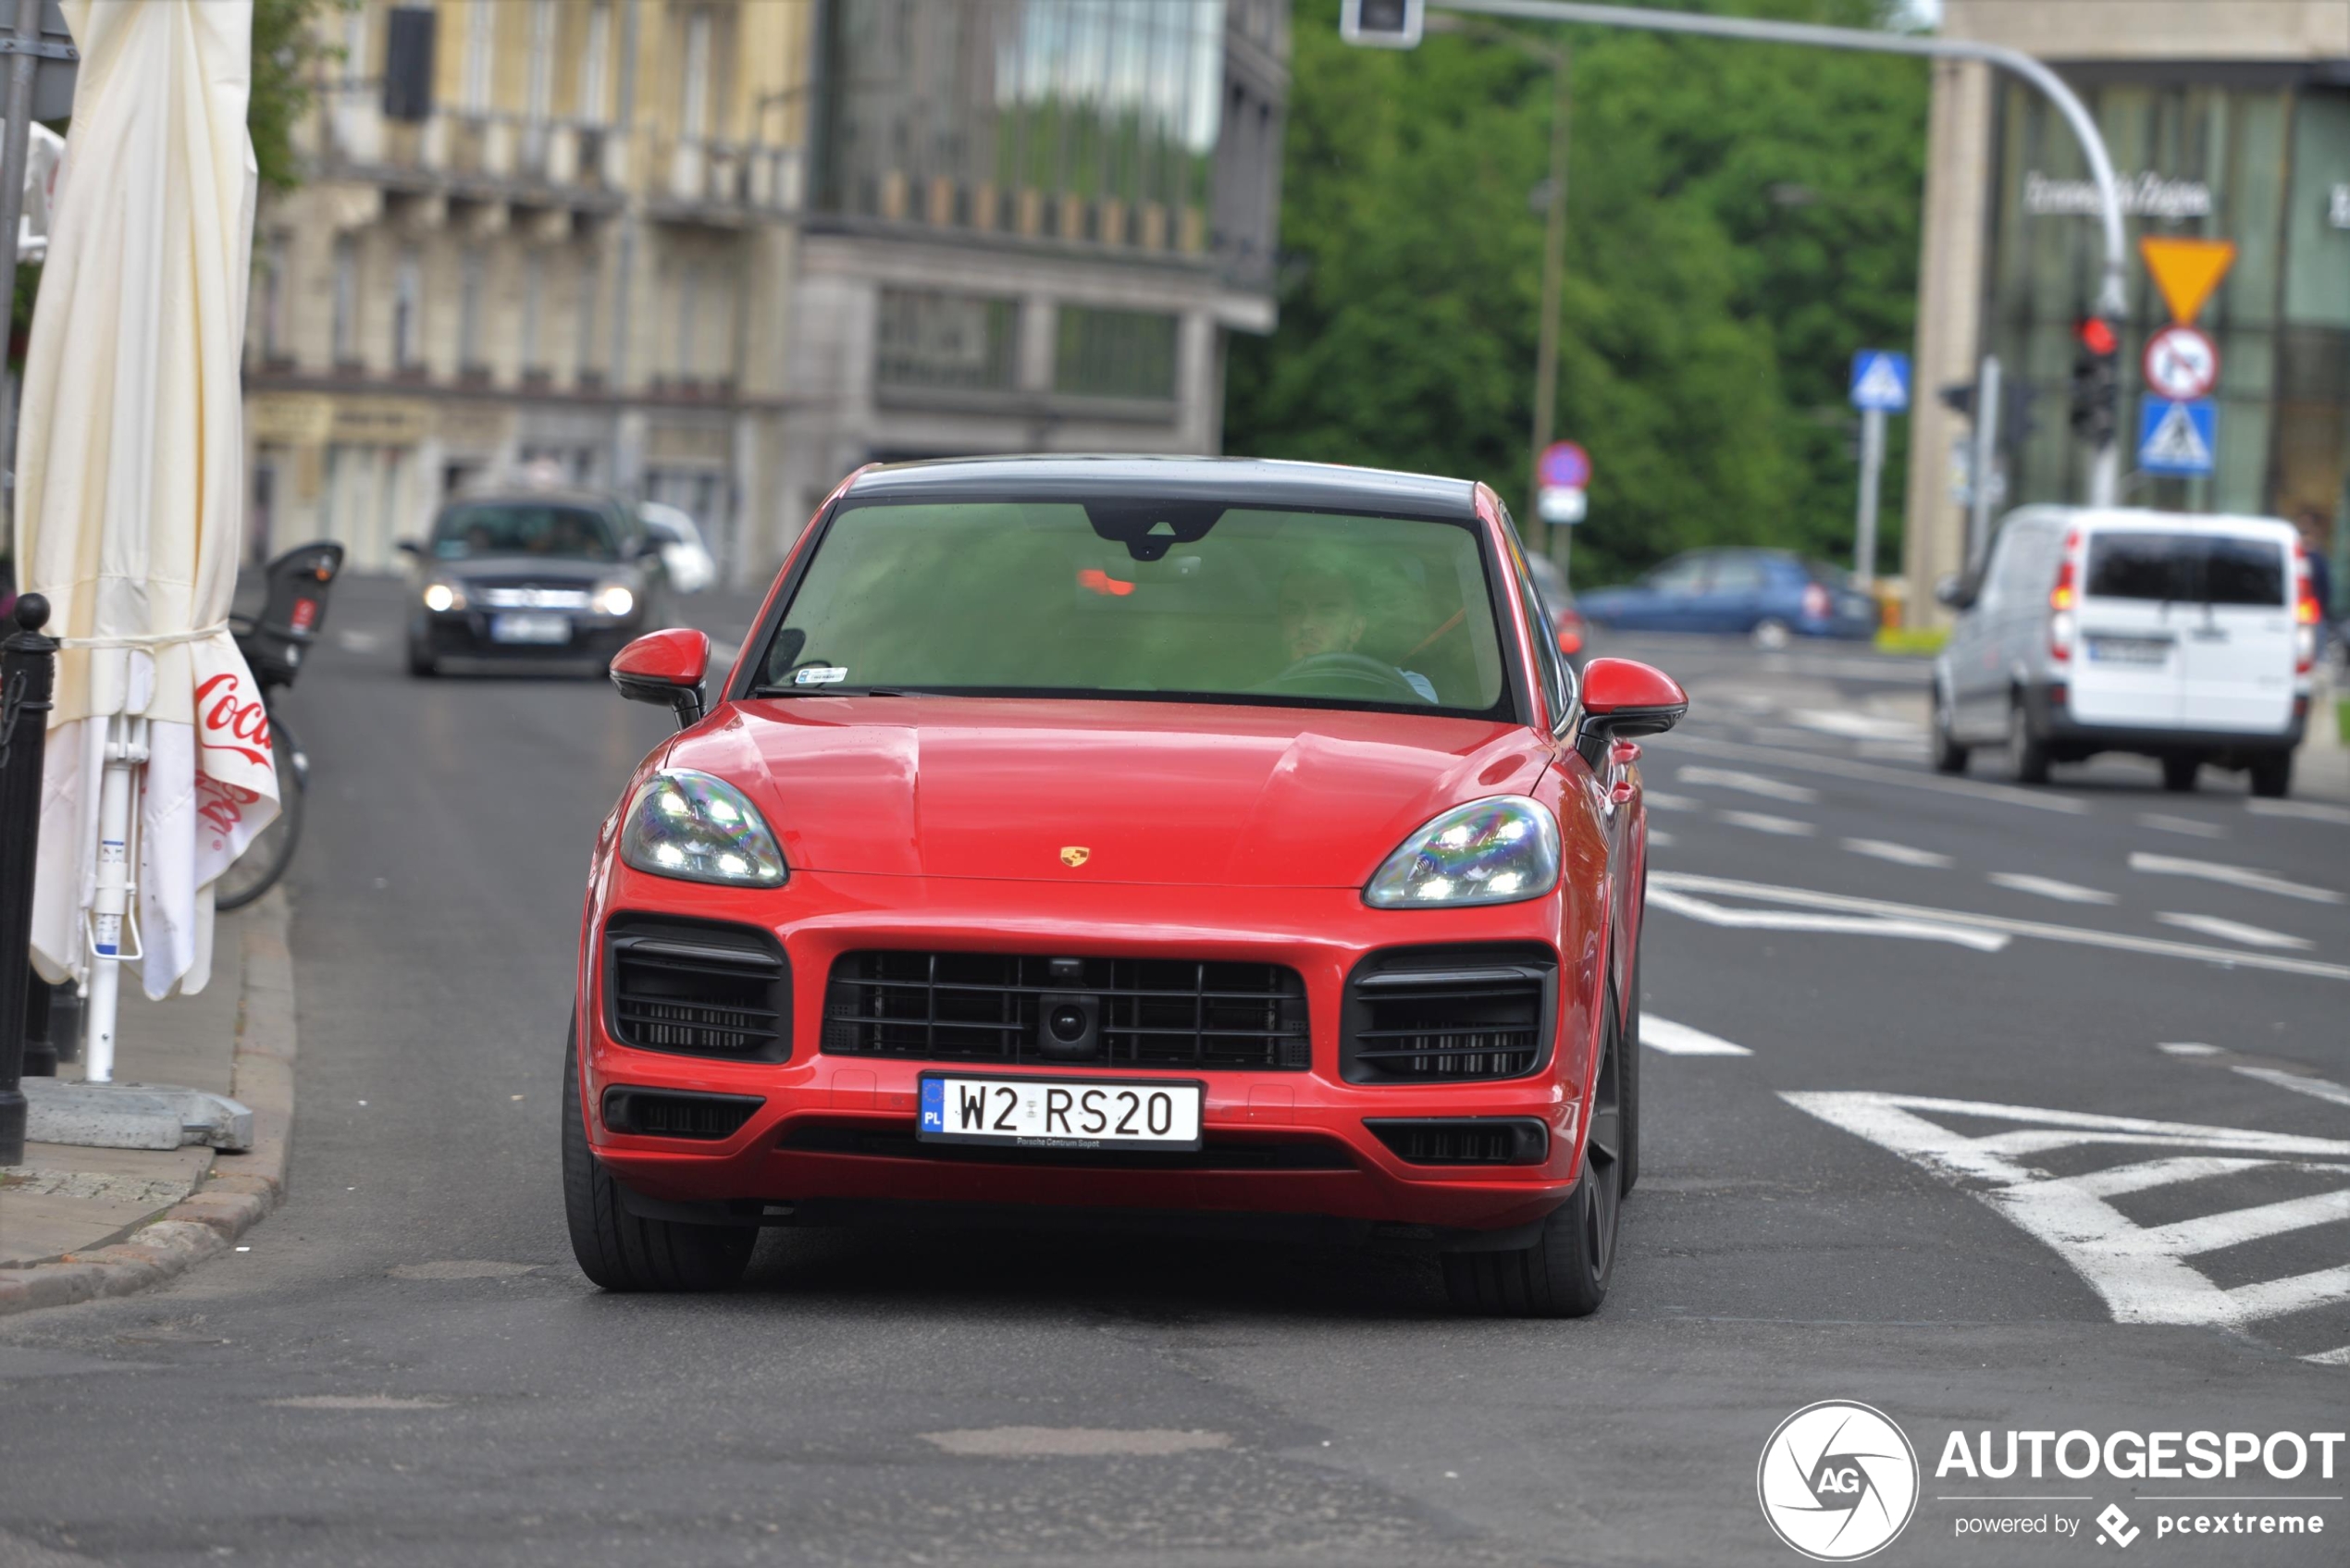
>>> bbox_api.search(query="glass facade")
[814,0,1227,255]
[1984,71,2350,573]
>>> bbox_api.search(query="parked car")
[1931,507,2318,796]
[641,502,718,594]
[1578,549,1877,646]
[1524,553,1591,672]
[402,491,665,676]
[565,456,1688,1316]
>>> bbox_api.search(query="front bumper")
[575,863,1601,1238]
[413,608,643,663]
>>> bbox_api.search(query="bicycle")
[216,542,344,911]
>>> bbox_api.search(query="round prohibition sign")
[2142,325,2219,402]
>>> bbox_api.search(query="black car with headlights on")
[402,492,664,676]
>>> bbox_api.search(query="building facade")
[1902,1,2350,623]
[249,0,1288,585]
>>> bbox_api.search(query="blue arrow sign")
[2137,398,2216,477]
[1849,351,1911,412]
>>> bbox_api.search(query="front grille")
[822,951,1309,1070]
[1367,1117,1549,1166]
[1342,945,1556,1083]
[605,916,791,1061]
[602,1086,763,1141]
[778,1122,1351,1170]
[474,581,594,610]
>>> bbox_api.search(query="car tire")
[1441,986,1622,1319]
[1752,617,1792,650]
[2161,755,2201,793]
[2006,698,2051,785]
[2247,750,2293,799]
[562,1028,758,1292]
[1930,684,1969,775]
[405,639,439,678]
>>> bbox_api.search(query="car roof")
[2014,506,2297,540]
[439,488,625,515]
[843,454,1481,520]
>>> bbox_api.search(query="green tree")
[1226,0,1929,585]
[252,0,347,194]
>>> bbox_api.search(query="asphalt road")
[4,595,2347,1568]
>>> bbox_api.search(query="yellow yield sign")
[2139,237,2236,325]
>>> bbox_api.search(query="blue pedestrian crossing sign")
[1849,351,1911,412]
[2138,398,2217,477]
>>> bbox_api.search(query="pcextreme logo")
[1758,1401,1922,1562]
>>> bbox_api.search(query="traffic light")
[2068,316,2120,446]
[1938,382,1977,419]
[1341,0,1424,49]
[2004,380,2042,448]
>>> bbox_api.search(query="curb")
[0,889,297,1316]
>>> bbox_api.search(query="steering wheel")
[1259,651,1429,703]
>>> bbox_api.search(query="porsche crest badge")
[1059,846,1091,868]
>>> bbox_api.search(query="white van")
[1931,508,2318,796]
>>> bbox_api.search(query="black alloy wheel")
[562,1027,759,1291]
[1930,684,1969,775]
[1441,984,1623,1319]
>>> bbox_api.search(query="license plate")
[917,1073,1204,1152]
[2088,636,2170,664]
[490,612,573,645]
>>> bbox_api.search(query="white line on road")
[1659,733,2089,813]
[2246,799,2350,826]
[2158,1042,2220,1056]
[1647,887,2010,952]
[1783,1092,2350,1330]
[1640,791,1700,811]
[1988,873,2116,905]
[2137,812,2229,840]
[2232,1065,2350,1111]
[2155,912,2313,951]
[1641,1018,1753,1056]
[1789,709,1925,742]
[2129,852,2345,906]
[1676,765,1820,805]
[1719,809,1817,837]
[1842,838,1953,869]
[1647,828,1676,847]
[1651,870,2350,981]
[2303,1344,2350,1366]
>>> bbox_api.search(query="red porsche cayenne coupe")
[564,457,1686,1316]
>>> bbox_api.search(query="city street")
[0,583,2343,1566]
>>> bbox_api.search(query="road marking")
[1651,870,2350,981]
[1640,790,1700,811]
[1642,1017,1753,1056]
[922,1427,1232,1457]
[336,628,387,654]
[1648,886,2010,951]
[1987,872,2116,905]
[1789,709,1923,742]
[1842,837,1953,869]
[2246,799,2350,826]
[1647,828,1676,847]
[2158,1042,2220,1056]
[2155,912,2313,950]
[2128,851,2345,905]
[1658,733,2089,813]
[1783,1092,2350,1330]
[1856,740,1932,762]
[2304,1344,2350,1366]
[2232,1065,2350,1110]
[2137,811,2229,840]
[1676,765,1820,805]
[1719,809,1816,837]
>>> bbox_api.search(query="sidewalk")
[0,893,297,1314]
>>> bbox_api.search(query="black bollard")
[0,592,57,1167]
[21,969,52,1076]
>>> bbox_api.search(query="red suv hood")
[664,697,1549,887]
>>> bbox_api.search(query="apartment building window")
[260,231,291,363]
[392,245,423,371]
[579,2,612,124]
[575,249,602,384]
[674,263,702,382]
[875,289,1019,393]
[330,235,359,365]
[458,248,489,377]
[463,0,494,113]
[680,9,712,141]
[1055,307,1179,401]
[340,3,368,83]
[526,0,556,124]
[520,252,545,377]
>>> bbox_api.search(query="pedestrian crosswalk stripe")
[1990,872,2116,905]
[1643,1017,1752,1056]
[1783,1092,2350,1333]
[2232,1065,2350,1109]
[1648,885,2010,951]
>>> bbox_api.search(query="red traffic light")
[2075,317,2119,356]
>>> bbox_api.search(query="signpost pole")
[1853,405,1884,586]
[1967,354,2001,570]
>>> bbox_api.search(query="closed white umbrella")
[14,0,277,1081]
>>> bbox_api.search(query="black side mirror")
[1936,571,1982,611]
[396,538,426,559]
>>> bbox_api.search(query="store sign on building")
[2023,170,2213,220]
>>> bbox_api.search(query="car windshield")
[755,500,1510,715]
[433,503,620,562]
[2085,532,2285,606]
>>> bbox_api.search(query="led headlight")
[619,771,786,887]
[1364,795,1561,907]
[594,583,636,617]
[421,580,464,612]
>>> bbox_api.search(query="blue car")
[1577,549,1879,647]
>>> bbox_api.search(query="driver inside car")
[1275,566,1438,702]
